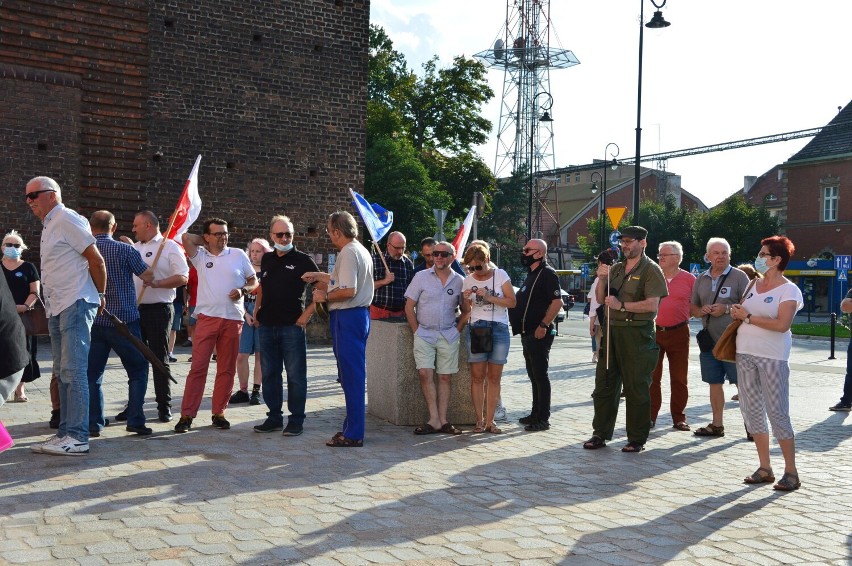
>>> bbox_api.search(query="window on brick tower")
[823,186,838,222]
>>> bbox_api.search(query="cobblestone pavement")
[1,317,850,565]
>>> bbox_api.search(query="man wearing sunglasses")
[370,231,414,320]
[583,226,667,453]
[251,215,319,436]
[26,176,107,456]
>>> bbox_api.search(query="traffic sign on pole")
[835,255,851,271]
[690,263,701,277]
[609,231,621,248]
[606,207,628,231]
[839,269,848,282]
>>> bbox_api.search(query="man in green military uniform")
[583,226,668,453]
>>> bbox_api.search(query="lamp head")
[590,182,598,195]
[539,111,553,123]
[646,10,671,28]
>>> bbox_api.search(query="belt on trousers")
[374,304,403,313]
[655,320,688,331]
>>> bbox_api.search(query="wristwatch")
[97,292,106,299]
[744,314,752,324]
[620,304,626,312]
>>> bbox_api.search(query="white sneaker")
[41,435,89,456]
[30,435,63,454]
[494,402,508,423]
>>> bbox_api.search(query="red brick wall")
[785,159,852,258]
[0,0,368,264]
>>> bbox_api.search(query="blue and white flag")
[349,188,393,242]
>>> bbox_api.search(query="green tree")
[639,196,699,263]
[696,195,780,265]
[364,136,450,245]
[479,168,529,282]
[421,150,496,221]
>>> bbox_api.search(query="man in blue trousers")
[303,211,373,447]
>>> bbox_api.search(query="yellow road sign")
[606,206,628,230]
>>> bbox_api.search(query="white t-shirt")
[189,246,255,321]
[329,240,374,311]
[463,268,511,324]
[133,234,189,304]
[736,280,803,360]
[589,277,601,326]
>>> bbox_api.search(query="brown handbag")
[20,297,49,336]
[712,279,757,363]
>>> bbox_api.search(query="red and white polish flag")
[166,155,203,243]
[451,205,476,261]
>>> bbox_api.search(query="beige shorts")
[413,334,460,375]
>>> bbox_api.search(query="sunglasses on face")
[467,264,484,271]
[4,243,22,248]
[25,189,56,201]
[272,232,292,239]
[432,251,452,258]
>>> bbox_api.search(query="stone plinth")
[367,320,474,426]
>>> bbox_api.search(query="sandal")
[743,467,775,484]
[326,435,363,447]
[693,423,725,437]
[472,420,486,433]
[414,423,438,435]
[440,423,463,435]
[583,435,606,449]
[773,472,801,492]
[621,441,645,453]
[14,394,28,403]
[485,422,502,434]
[672,421,690,431]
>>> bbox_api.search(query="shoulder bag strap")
[703,271,730,328]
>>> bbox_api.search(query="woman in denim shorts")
[462,241,516,433]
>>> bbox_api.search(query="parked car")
[562,290,576,311]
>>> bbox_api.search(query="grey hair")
[705,237,731,254]
[2,229,27,251]
[658,241,683,256]
[434,240,456,256]
[269,214,293,231]
[27,176,62,201]
[328,211,358,239]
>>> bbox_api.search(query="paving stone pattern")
[1,317,850,564]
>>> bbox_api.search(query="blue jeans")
[49,299,97,442]
[88,320,149,429]
[699,351,738,385]
[259,325,308,427]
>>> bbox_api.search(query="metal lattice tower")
[475,0,579,179]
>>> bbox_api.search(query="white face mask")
[3,246,21,260]
[274,242,293,253]
[754,256,770,275]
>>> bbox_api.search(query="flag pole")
[372,241,391,275]
[137,155,201,304]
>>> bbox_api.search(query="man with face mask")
[509,239,563,432]
[583,226,668,453]
[690,237,750,438]
[251,215,318,436]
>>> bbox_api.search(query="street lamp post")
[634,0,670,226]
[590,143,620,252]
[528,91,554,241]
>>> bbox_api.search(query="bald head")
[386,231,407,260]
[90,210,116,234]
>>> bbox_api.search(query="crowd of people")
[2,175,850,492]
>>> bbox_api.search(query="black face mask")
[520,253,536,267]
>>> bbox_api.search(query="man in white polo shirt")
[117,210,189,423]
[25,176,107,456]
[175,218,257,433]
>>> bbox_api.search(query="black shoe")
[115,408,128,422]
[829,402,852,412]
[126,425,153,435]
[524,421,550,432]
[49,410,60,429]
[212,354,217,361]
[181,340,193,348]
[229,390,250,404]
[158,407,173,422]
[89,429,101,438]
[282,423,303,437]
[518,414,537,425]
[174,415,193,433]
[211,414,230,429]
[253,420,284,433]
[168,354,178,363]
[249,390,261,405]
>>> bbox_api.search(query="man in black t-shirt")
[252,215,319,436]
[510,239,563,432]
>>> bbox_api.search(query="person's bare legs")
[485,363,504,424]
[252,352,262,387]
[470,361,487,426]
[418,368,441,430]
[437,374,451,426]
[236,353,250,391]
[709,383,725,426]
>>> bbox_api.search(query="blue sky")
[371,1,852,207]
